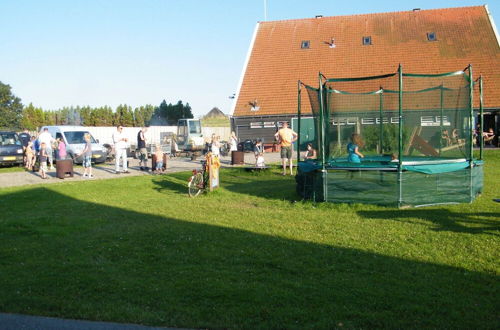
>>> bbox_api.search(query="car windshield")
[0,133,21,146]
[64,131,96,144]
[189,121,201,134]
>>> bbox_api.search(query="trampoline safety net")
[296,66,484,207]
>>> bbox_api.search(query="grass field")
[201,116,230,127]
[0,151,498,329]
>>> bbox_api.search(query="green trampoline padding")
[299,157,479,174]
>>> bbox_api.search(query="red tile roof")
[233,6,500,116]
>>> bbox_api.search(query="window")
[188,120,201,134]
[301,40,310,49]
[64,131,96,144]
[250,122,263,128]
[362,36,372,45]
[0,133,21,146]
[263,121,275,128]
[427,32,437,41]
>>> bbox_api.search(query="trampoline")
[296,65,485,207]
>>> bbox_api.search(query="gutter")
[230,22,260,116]
[485,5,500,49]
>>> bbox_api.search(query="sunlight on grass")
[0,150,498,328]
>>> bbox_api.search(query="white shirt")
[38,131,53,147]
[113,130,128,149]
[230,137,238,151]
[211,141,220,156]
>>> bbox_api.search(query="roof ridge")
[258,5,486,25]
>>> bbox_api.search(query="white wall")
[86,126,177,146]
[86,126,229,145]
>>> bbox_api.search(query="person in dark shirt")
[137,127,148,171]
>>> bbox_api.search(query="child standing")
[154,145,164,174]
[39,142,48,179]
[347,133,364,163]
[77,133,93,178]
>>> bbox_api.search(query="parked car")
[40,126,107,164]
[0,131,24,166]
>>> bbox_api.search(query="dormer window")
[362,36,372,45]
[427,32,437,41]
[301,40,310,49]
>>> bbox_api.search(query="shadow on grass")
[1,188,496,328]
[358,208,500,236]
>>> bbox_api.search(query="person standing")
[38,128,55,170]
[77,133,93,178]
[274,122,298,176]
[19,129,30,166]
[113,125,129,174]
[57,137,67,160]
[229,131,238,152]
[211,134,220,157]
[137,127,148,171]
[39,142,49,179]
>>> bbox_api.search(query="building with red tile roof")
[231,5,500,143]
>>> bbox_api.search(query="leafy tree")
[0,81,23,129]
[152,100,193,125]
[115,104,134,126]
[134,104,155,127]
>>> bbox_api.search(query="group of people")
[17,128,93,179]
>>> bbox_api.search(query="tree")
[134,104,155,127]
[115,104,134,126]
[0,81,23,129]
[152,100,193,125]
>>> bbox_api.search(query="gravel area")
[0,152,285,189]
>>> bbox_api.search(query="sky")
[1,0,499,118]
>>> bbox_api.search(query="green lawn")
[0,151,498,329]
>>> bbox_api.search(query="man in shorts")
[274,121,298,175]
[137,127,148,171]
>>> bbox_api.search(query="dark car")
[0,131,24,166]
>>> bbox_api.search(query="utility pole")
[264,0,267,21]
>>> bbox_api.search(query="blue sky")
[1,0,499,117]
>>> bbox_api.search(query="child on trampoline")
[347,133,364,163]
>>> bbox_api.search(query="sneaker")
[83,173,88,178]
[88,175,94,179]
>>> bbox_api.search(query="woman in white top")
[211,135,220,157]
[229,131,238,152]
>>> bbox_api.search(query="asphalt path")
[0,313,178,330]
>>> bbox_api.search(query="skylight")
[362,36,372,45]
[427,32,437,41]
[301,40,310,49]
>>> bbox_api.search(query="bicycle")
[188,160,209,197]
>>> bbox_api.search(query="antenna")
[264,0,267,21]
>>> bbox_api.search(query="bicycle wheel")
[188,172,204,197]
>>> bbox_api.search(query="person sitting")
[253,139,264,163]
[441,130,451,146]
[303,143,317,160]
[256,152,265,168]
[483,128,495,145]
[347,133,364,163]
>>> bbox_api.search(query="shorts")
[280,146,292,159]
[138,148,148,161]
[156,161,163,170]
[40,162,48,172]
[83,155,92,168]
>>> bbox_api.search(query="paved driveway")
[0,152,285,188]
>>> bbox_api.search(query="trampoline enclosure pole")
[468,65,474,162]
[439,85,444,155]
[398,65,403,207]
[379,89,383,153]
[297,80,301,165]
[479,76,484,160]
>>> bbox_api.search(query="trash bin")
[231,151,244,165]
[56,159,74,179]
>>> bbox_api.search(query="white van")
[40,126,107,164]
